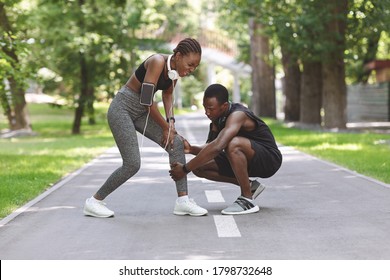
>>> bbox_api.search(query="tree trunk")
[72,52,88,134]
[0,89,13,126]
[322,0,348,129]
[87,86,95,125]
[8,77,30,130]
[300,61,322,125]
[249,18,276,118]
[72,0,96,133]
[249,18,260,116]
[72,102,84,135]
[281,48,301,121]
[0,2,30,131]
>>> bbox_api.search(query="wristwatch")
[182,164,190,174]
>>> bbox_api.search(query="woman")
[83,38,208,218]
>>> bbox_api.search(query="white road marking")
[205,190,225,203]
[202,183,241,238]
[213,215,241,238]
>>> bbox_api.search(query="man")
[169,84,282,215]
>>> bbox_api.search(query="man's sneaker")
[221,196,259,215]
[250,179,265,200]
[83,197,114,218]
[173,198,208,216]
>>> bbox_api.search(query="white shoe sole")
[221,205,260,215]
[173,210,208,217]
[83,209,114,218]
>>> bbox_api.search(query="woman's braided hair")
[173,38,202,56]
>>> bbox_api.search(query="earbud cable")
[163,79,176,153]
[140,80,176,156]
[140,106,151,153]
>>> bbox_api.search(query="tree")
[30,0,195,134]
[221,0,390,129]
[346,0,390,84]
[280,47,301,122]
[321,0,348,128]
[268,0,349,127]
[218,0,276,118]
[300,62,322,125]
[295,1,324,125]
[31,0,141,134]
[269,0,324,125]
[0,0,31,131]
[272,1,302,122]
[249,18,275,117]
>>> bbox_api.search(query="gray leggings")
[95,86,187,199]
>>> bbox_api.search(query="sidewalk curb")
[0,157,100,228]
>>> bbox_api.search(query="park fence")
[347,82,390,122]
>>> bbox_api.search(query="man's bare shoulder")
[228,110,255,131]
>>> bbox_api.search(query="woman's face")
[176,52,201,77]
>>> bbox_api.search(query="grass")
[0,103,114,219]
[265,119,390,184]
[0,104,389,219]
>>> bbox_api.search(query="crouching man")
[169,84,282,215]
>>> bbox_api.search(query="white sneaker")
[83,197,114,218]
[173,198,208,216]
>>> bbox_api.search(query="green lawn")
[0,104,389,219]
[0,103,114,218]
[265,119,390,184]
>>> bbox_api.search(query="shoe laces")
[92,199,107,206]
[186,199,202,210]
[188,198,197,204]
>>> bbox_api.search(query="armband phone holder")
[140,82,155,106]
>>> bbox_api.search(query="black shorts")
[214,140,282,178]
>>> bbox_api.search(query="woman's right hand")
[182,137,191,154]
[162,125,177,150]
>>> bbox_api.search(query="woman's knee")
[173,135,184,148]
[166,135,184,154]
[123,157,141,175]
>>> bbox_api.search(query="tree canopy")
[1,0,389,132]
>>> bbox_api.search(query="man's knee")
[225,137,243,154]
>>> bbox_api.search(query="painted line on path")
[205,190,225,203]
[204,189,241,238]
[213,215,241,238]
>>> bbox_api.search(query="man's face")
[203,97,227,122]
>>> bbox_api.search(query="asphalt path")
[1,112,390,260]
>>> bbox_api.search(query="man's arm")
[170,111,247,180]
[187,142,205,155]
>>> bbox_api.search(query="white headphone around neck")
[167,54,179,80]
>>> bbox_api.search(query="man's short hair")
[204,84,229,104]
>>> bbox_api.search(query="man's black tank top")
[207,103,280,152]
